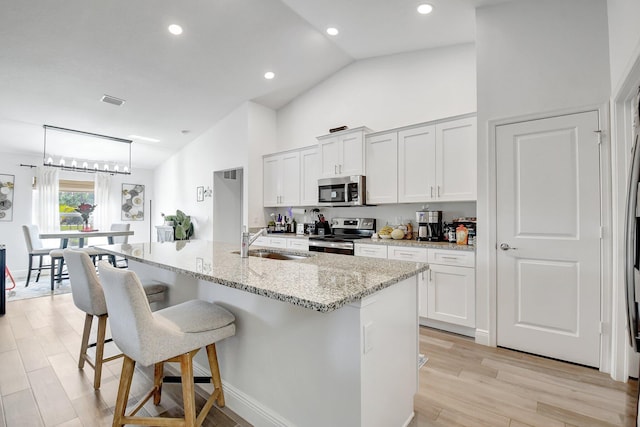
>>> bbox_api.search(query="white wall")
[608,0,640,93]
[153,101,278,240]
[276,44,477,151]
[0,151,154,278]
[475,0,611,338]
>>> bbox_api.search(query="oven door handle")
[308,240,354,251]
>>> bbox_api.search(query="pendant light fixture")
[42,125,132,175]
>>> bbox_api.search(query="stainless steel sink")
[232,249,312,260]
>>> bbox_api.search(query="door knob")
[499,243,517,251]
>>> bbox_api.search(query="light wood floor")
[1,293,637,427]
[411,327,639,427]
[0,293,250,427]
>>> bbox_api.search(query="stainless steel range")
[308,217,376,255]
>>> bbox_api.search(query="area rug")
[6,277,72,302]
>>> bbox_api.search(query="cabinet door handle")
[429,269,432,281]
[437,186,441,197]
[430,186,434,198]
[339,164,342,174]
[334,165,338,174]
[441,256,459,260]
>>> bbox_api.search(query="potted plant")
[162,210,194,240]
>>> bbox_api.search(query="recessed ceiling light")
[264,71,275,80]
[168,24,183,35]
[326,27,339,36]
[128,134,160,143]
[417,3,433,14]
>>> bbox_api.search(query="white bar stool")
[97,261,235,427]
[63,249,168,390]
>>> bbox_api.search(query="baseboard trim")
[192,361,293,427]
[402,411,415,427]
[475,328,490,346]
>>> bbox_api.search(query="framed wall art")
[0,174,14,222]
[121,184,145,221]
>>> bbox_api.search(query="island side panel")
[360,276,418,427]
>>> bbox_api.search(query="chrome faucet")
[241,227,267,258]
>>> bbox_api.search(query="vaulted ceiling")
[0,0,507,169]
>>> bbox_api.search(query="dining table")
[39,229,134,248]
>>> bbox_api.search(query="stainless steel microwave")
[318,176,366,207]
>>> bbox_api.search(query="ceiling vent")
[100,94,125,106]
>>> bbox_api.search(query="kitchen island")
[98,240,427,427]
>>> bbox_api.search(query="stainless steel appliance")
[308,217,376,255]
[625,89,640,355]
[318,176,366,207]
[416,210,442,241]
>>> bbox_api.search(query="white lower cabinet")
[426,263,475,328]
[357,244,476,333]
[354,243,388,259]
[287,238,309,251]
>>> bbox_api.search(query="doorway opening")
[213,168,243,244]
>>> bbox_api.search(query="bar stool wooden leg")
[180,353,196,426]
[78,314,93,369]
[93,314,108,390]
[113,356,136,427]
[206,343,225,407]
[153,362,163,405]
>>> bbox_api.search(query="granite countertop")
[97,240,427,313]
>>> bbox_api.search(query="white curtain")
[94,173,111,231]
[36,167,60,232]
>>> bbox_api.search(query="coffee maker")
[416,210,443,241]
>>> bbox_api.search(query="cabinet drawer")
[354,243,388,259]
[253,236,271,247]
[387,246,428,263]
[287,238,309,251]
[269,237,287,248]
[428,249,475,267]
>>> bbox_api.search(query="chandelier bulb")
[59,158,66,166]
[71,159,77,168]
[82,162,88,169]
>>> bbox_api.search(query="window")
[59,179,94,229]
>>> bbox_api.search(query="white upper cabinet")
[263,151,300,207]
[300,146,319,206]
[436,116,477,201]
[318,127,370,178]
[397,116,476,203]
[398,124,437,202]
[365,132,398,204]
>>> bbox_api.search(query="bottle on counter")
[447,224,456,243]
[468,228,476,246]
[456,224,468,245]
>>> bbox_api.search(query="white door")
[496,111,601,367]
[300,147,319,206]
[365,132,398,204]
[427,264,475,328]
[263,155,280,207]
[280,151,300,206]
[340,131,364,176]
[436,117,477,201]
[398,125,436,202]
[319,138,339,178]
